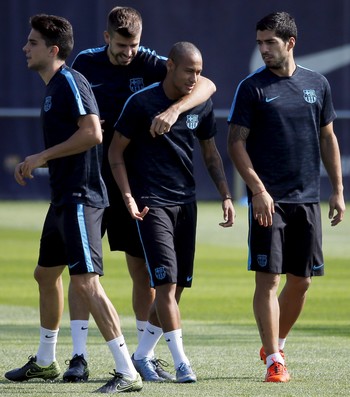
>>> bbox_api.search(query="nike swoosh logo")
[137,328,144,332]
[45,335,54,338]
[119,343,125,347]
[81,326,88,330]
[146,328,155,335]
[312,264,324,270]
[90,83,103,88]
[250,44,350,75]
[26,369,48,378]
[265,96,279,103]
[186,276,193,282]
[68,261,79,269]
[165,338,171,342]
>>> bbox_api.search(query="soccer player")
[65,6,216,382]
[227,11,345,382]
[5,14,142,393]
[109,41,235,383]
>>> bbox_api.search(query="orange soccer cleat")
[265,359,290,383]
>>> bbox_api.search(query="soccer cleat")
[5,355,60,382]
[63,354,89,382]
[94,370,142,393]
[131,354,165,382]
[259,346,285,364]
[176,362,197,383]
[151,358,175,381]
[265,360,290,382]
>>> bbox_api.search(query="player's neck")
[38,60,66,85]
[269,58,296,78]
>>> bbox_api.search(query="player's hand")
[328,193,346,226]
[149,107,179,138]
[252,190,274,227]
[126,197,149,220]
[14,162,28,186]
[219,199,235,227]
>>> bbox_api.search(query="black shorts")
[38,203,104,276]
[137,202,197,288]
[101,187,144,258]
[248,202,324,277]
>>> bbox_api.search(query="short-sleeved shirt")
[41,65,108,208]
[228,65,336,203]
[71,46,167,186]
[115,82,217,207]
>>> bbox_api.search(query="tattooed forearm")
[201,140,229,194]
[228,124,250,144]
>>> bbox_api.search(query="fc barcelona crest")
[303,89,317,104]
[257,254,267,268]
[44,96,52,112]
[155,266,166,280]
[186,114,199,130]
[129,78,144,92]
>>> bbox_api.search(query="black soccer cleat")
[5,355,60,382]
[63,354,89,382]
[94,370,142,393]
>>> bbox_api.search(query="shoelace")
[109,370,124,379]
[152,358,170,369]
[64,354,87,367]
[269,361,284,374]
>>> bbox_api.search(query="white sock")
[36,327,58,366]
[70,320,89,359]
[266,352,285,368]
[107,336,137,379]
[136,319,147,343]
[278,338,286,351]
[163,329,189,369]
[134,322,163,360]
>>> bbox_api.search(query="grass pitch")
[0,201,349,396]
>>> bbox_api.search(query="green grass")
[0,201,349,396]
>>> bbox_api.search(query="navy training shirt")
[41,65,108,208]
[115,83,217,207]
[72,46,167,147]
[71,45,167,189]
[228,65,336,203]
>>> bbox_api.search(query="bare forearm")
[173,76,216,114]
[320,133,344,194]
[227,124,265,194]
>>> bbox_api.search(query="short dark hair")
[107,6,142,37]
[256,11,297,42]
[168,42,202,66]
[29,14,74,60]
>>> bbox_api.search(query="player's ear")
[166,58,175,72]
[50,45,60,58]
[287,36,296,51]
[103,31,110,45]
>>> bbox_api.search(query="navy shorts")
[248,202,324,277]
[101,187,144,258]
[38,203,104,276]
[136,202,197,288]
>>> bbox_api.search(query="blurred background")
[1,0,349,201]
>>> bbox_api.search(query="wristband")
[222,194,232,201]
[252,189,266,197]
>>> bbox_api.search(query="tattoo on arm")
[201,139,227,191]
[228,124,250,144]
